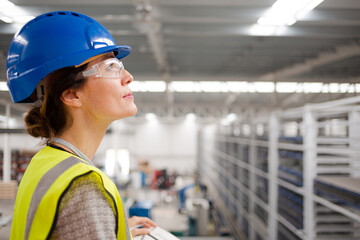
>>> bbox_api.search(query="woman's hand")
[128,216,157,237]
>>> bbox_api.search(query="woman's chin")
[119,105,138,120]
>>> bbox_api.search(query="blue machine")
[178,183,195,211]
[129,200,153,219]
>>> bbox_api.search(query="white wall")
[96,119,199,175]
[1,119,199,175]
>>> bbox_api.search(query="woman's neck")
[55,117,109,160]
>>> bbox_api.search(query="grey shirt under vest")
[49,172,117,240]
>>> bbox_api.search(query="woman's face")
[76,53,137,124]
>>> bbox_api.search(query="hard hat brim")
[72,45,132,65]
[8,45,131,103]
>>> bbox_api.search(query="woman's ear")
[60,89,82,108]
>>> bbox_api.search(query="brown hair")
[24,64,88,140]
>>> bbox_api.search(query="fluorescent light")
[0,0,14,7]
[246,83,256,93]
[145,113,157,121]
[130,82,147,92]
[147,81,166,92]
[303,82,323,93]
[226,113,237,122]
[186,113,196,121]
[253,0,325,35]
[199,81,227,92]
[276,82,299,93]
[339,83,354,93]
[170,81,202,92]
[0,16,13,23]
[1,79,356,94]
[227,82,250,93]
[130,81,166,92]
[329,83,339,93]
[12,15,35,23]
[286,18,297,26]
[0,0,35,24]
[221,113,237,126]
[0,82,8,91]
[254,82,275,93]
[258,17,279,26]
[185,113,196,124]
[249,24,277,36]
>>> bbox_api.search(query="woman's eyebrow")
[93,53,115,63]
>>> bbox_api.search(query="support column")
[3,103,11,182]
[248,111,256,240]
[303,106,317,240]
[348,110,360,238]
[165,75,174,119]
[349,110,360,178]
[268,112,279,240]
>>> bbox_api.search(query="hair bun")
[25,106,51,138]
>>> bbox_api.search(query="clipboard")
[132,226,180,240]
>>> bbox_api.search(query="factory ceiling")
[0,0,360,121]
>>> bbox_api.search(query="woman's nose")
[121,69,133,86]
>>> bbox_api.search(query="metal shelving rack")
[198,96,360,240]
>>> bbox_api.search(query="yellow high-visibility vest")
[10,146,132,240]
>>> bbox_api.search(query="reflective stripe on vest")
[25,156,80,239]
[11,146,132,240]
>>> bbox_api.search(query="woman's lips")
[123,93,133,99]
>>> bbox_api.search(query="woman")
[7,11,156,239]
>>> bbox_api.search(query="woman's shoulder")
[50,172,117,239]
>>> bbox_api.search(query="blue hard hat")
[6,11,132,103]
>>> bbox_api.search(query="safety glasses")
[81,58,124,79]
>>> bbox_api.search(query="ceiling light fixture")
[1,80,355,94]
[12,15,35,23]
[130,81,166,92]
[0,82,8,91]
[0,0,35,24]
[185,113,196,123]
[258,0,325,26]
[226,113,237,123]
[145,113,157,121]
[0,0,14,7]
[128,81,358,94]
[0,16,13,23]
[251,0,325,35]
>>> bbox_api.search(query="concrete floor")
[152,204,188,234]
[0,199,189,240]
[0,190,233,240]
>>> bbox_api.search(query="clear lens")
[82,58,124,78]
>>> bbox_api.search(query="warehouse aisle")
[0,189,230,240]
[152,204,188,235]
[126,187,190,236]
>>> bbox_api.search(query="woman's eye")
[106,63,117,71]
